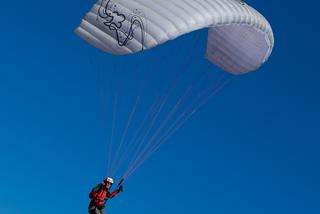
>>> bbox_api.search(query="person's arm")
[108,189,119,198]
[107,185,123,199]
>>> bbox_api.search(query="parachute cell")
[75,0,274,74]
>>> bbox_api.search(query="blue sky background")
[1,0,319,214]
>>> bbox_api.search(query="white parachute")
[75,1,275,180]
[75,0,274,74]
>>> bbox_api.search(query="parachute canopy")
[75,0,274,74]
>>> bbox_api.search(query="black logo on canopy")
[97,0,145,51]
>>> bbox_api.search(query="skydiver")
[88,177,124,214]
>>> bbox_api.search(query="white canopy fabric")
[75,0,274,74]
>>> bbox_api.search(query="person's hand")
[118,185,123,192]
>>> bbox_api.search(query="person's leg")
[100,208,106,214]
[89,205,99,214]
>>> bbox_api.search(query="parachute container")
[75,0,274,74]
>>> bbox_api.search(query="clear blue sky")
[1,1,319,214]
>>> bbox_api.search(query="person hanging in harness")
[89,177,124,214]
